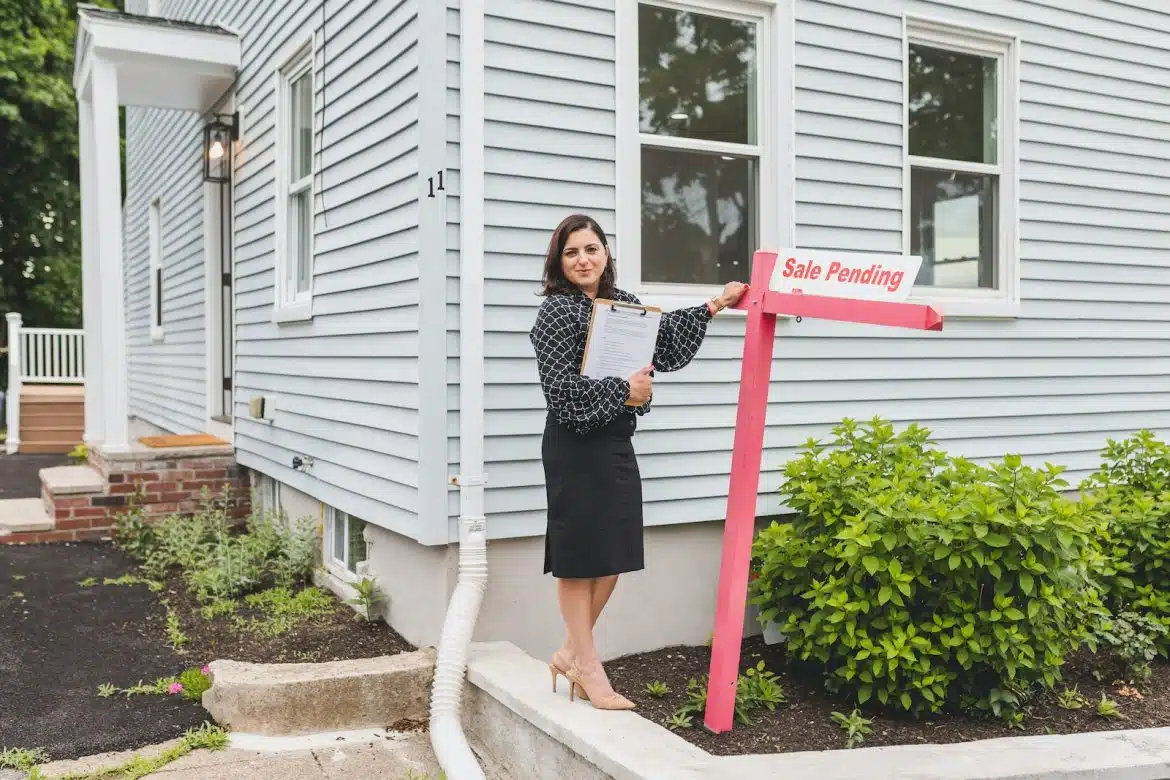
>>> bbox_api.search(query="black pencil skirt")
[542,413,645,579]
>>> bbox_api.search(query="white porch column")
[5,312,22,454]
[91,57,130,452]
[78,94,105,448]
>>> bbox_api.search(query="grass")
[25,722,227,780]
[0,746,50,771]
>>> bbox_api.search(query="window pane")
[332,512,345,562]
[910,167,998,289]
[346,516,367,574]
[908,44,998,164]
[289,69,313,180]
[641,147,757,285]
[638,5,757,145]
[291,190,311,293]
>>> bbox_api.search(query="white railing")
[5,313,86,454]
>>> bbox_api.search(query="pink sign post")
[703,249,943,734]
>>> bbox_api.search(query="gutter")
[429,0,488,777]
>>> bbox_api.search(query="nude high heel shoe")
[566,662,635,711]
[549,648,588,700]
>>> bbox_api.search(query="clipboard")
[581,299,663,405]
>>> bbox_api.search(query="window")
[326,507,368,577]
[617,0,781,299]
[149,198,163,341]
[274,39,315,322]
[254,473,282,518]
[904,17,1019,315]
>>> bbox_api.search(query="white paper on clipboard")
[580,299,662,382]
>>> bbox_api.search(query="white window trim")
[614,0,795,314]
[902,14,1021,319]
[323,506,368,584]
[148,196,164,342]
[272,33,316,324]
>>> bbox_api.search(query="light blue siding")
[470,0,1170,539]
[122,107,210,434]
[123,0,434,540]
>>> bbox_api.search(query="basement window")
[325,507,368,578]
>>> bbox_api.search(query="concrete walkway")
[27,730,451,780]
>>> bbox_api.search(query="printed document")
[581,299,662,386]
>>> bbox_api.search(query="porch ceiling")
[73,4,240,112]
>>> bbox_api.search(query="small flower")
[201,665,210,676]
[168,682,183,695]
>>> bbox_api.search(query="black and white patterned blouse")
[529,288,713,435]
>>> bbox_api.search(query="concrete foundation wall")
[364,520,767,661]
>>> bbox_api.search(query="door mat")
[138,434,229,448]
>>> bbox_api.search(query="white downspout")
[429,0,487,778]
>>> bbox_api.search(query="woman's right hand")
[627,365,653,405]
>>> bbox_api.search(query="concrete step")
[41,464,104,496]
[0,498,53,534]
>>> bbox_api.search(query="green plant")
[0,746,49,771]
[830,708,873,748]
[1056,686,1087,710]
[40,722,227,780]
[1095,610,1168,682]
[68,442,87,463]
[1096,693,1122,719]
[346,576,383,621]
[670,660,785,727]
[97,683,117,698]
[177,666,212,702]
[749,417,1108,720]
[646,680,669,698]
[77,577,97,587]
[664,712,693,730]
[1080,431,1170,652]
[234,586,334,637]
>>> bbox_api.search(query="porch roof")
[72,4,240,112]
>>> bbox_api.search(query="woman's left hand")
[714,281,749,311]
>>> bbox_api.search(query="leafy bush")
[113,487,319,604]
[749,417,1106,719]
[1080,431,1170,651]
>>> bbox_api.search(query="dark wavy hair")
[539,213,616,298]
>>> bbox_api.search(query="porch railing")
[5,313,86,454]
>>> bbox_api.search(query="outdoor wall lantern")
[202,112,238,183]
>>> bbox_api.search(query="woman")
[529,213,747,710]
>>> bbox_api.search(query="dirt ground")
[606,635,1170,756]
[0,541,415,763]
[0,542,208,760]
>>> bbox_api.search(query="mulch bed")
[161,569,414,665]
[0,541,415,762]
[606,635,1170,756]
[0,452,71,499]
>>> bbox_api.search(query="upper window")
[149,197,164,341]
[274,40,315,321]
[905,17,1019,312]
[623,0,772,293]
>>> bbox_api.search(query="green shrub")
[1080,430,1170,651]
[113,487,319,604]
[749,417,1106,719]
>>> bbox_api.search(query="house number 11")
[427,170,445,198]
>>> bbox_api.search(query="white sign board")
[768,250,923,303]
